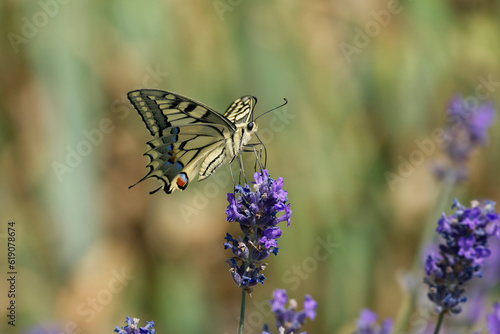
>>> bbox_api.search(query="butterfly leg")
[245,145,263,172]
[252,132,268,169]
[255,133,267,168]
[228,163,238,195]
[254,143,266,170]
[254,145,264,171]
[236,154,248,185]
[228,155,246,193]
[242,142,266,172]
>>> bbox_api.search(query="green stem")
[412,172,455,270]
[238,289,246,334]
[433,311,445,334]
[413,172,456,270]
[393,173,455,333]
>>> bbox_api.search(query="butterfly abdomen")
[199,144,229,181]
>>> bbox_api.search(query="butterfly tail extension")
[132,159,191,194]
[140,135,225,193]
[144,149,190,194]
[129,141,189,194]
[128,172,152,190]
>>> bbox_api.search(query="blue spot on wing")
[155,144,174,155]
[164,160,183,170]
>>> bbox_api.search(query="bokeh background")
[1,0,500,333]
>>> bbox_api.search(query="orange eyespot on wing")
[176,172,189,190]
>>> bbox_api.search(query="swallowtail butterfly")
[128,89,260,194]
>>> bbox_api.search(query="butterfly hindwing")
[128,89,257,194]
[142,131,228,194]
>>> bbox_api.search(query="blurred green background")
[1,0,500,333]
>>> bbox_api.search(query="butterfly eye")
[247,122,254,131]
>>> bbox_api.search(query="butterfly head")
[245,121,257,133]
[236,119,258,148]
[246,122,256,131]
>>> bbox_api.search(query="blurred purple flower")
[482,238,500,287]
[354,308,392,334]
[24,325,63,334]
[263,289,317,334]
[445,94,495,161]
[114,317,156,334]
[433,94,496,183]
[487,302,500,334]
[424,199,499,314]
[224,169,291,292]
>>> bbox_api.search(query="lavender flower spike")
[424,199,500,314]
[114,316,156,334]
[354,309,392,334]
[263,289,317,334]
[433,94,496,182]
[444,94,495,162]
[224,169,291,292]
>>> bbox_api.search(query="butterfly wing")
[128,89,236,194]
[223,96,257,126]
[128,89,236,136]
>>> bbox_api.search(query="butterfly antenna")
[254,98,288,121]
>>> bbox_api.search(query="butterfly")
[127,89,261,194]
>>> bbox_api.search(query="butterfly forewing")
[128,89,257,194]
[223,96,256,125]
[128,89,236,136]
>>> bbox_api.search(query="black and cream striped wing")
[128,89,236,136]
[223,96,256,126]
[128,89,248,194]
